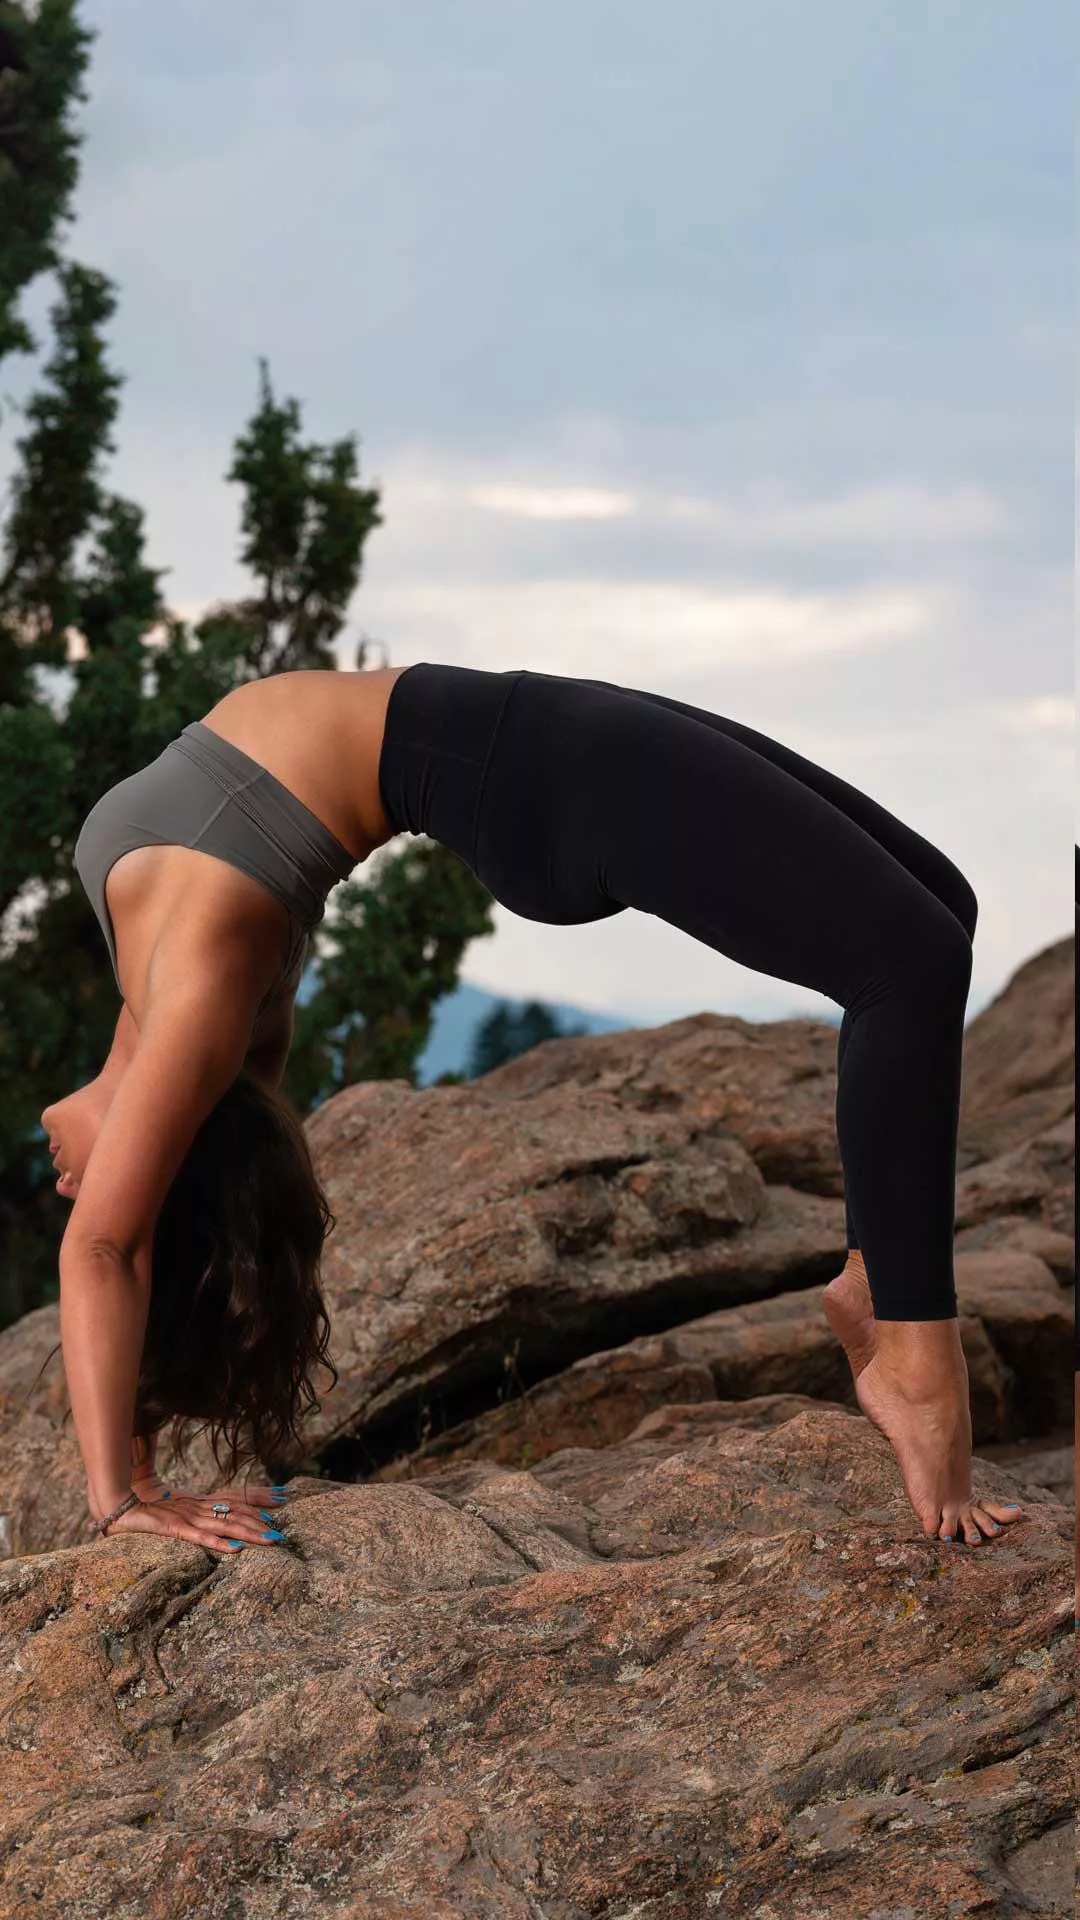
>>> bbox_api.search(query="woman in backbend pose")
[43,663,1027,1552]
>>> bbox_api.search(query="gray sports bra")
[73,720,358,1016]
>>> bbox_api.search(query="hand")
[102,1486,289,1554]
[131,1462,289,1514]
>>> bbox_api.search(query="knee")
[947,868,979,944]
[908,897,974,1006]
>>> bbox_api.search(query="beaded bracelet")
[94,1489,139,1537]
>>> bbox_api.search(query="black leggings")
[378,662,979,1320]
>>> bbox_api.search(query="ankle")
[874,1317,965,1385]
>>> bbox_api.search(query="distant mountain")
[415,981,634,1085]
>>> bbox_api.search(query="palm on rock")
[105,1488,287,1554]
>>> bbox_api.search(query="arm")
[60,963,260,1523]
[60,1240,151,1522]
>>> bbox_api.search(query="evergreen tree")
[0,1,497,1329]
[465,998,589,1079]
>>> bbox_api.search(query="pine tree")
[0,1,497,1328]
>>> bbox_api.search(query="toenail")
[942,1535,953,1542]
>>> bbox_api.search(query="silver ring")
[211,1501,231,1519]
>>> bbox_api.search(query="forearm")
[59,1240,151,1519]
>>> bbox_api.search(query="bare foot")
[855,1321,1027,1546]
[822,1251,877,1383]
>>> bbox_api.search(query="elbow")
[59,1230,146,1284]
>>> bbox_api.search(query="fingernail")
[261,1528,285,1542]
[1004,1504,1021,1509]
[258,1510,276,1523]
[226,1539,245,1548]
[271,1485,288,1492]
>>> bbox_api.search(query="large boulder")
[0,1402,1070,1919]
[371,1250,1070,1484]
[0,937,1072,1560]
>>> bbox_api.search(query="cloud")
[467,484,636,522]
[366,576,940,677]
[996,695,1073,734]
[2,0,1066,1025]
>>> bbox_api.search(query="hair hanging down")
[131,1071,340,1483]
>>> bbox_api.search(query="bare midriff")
[103,666,411,1036]
[197,665,410,857]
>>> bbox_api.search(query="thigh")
[576,675,977,940]
[562,676,957,1008]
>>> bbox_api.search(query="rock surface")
[0,932,1073,1914]
[0,1404,1071,1919]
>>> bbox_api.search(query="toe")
[957,1510,984,1546]
[971,1504,1004,1540]
[978,1499,1026,1527]
[937,1505,959,1544]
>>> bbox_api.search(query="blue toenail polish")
[943,1535,952,1542]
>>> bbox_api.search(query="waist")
[377,662,526,857]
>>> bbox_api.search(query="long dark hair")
[133,1070,340,1482]
[32,1072,340,1488]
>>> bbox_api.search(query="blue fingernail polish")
[261,1528,285,1541]
[227,1539,245,1548]
[271,1485,288,1491]
[258,1510,276,1523]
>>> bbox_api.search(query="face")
[40,1074,115,1201]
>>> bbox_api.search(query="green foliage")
[0,1,498,1330]
[223,354,384,677]
[0,0,95,370]
[465,997,590,1079]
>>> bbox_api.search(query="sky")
[2,0,1073,1028]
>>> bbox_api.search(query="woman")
[44,661,1027,1554]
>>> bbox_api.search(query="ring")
[211,1502,231,1519]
